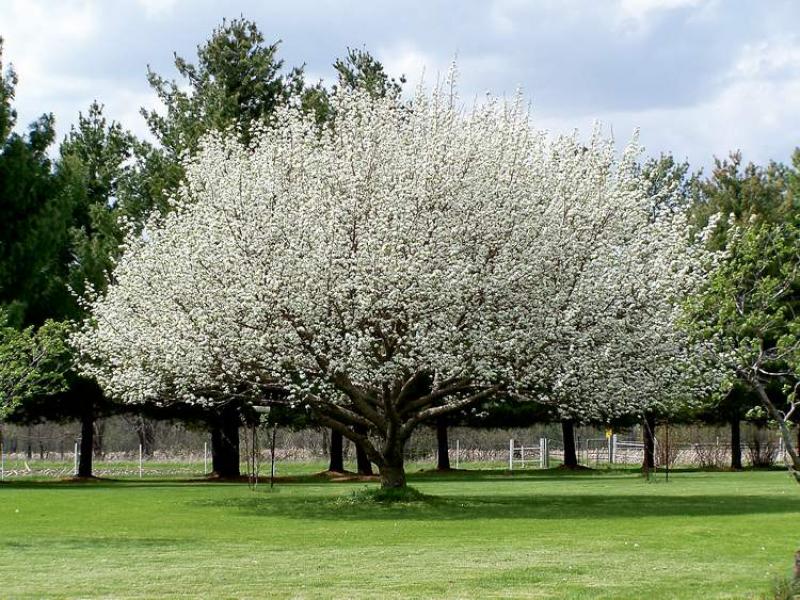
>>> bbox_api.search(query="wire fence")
[0,420,793,480]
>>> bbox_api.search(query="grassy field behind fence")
[0,467,798,599]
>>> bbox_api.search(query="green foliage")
[59,101,136,302]
[685,204,800,481]
[688,219,800,380]
[0,39,76,326]
[0,38,17,142]
[142,17,304,155]
[333,47,405,99]
[685,151,800,434]
[0,44,127,433]
[0,316,70,418]
[691,151,790,249]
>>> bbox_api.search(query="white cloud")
[615,0,716,35]
[1,0,101,129]
[537,35,800,168]
[134,0,182,20]
[378,42,446,89]
[733,36,800,79]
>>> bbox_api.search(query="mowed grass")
[0,468,798,599]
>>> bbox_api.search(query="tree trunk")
[730,417,742,470]
[328,429,344,472]
[561,419,578,469]
[378,442,407,488]
[135,416,156,457]
[753,381,800,484]
[354,425,373,475]
[642,413,656,471]
[78,412,94,478]
[436,416,451,471]
[379,461,407,488]
[210,405,240,478]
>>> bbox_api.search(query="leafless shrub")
[746,428,779,468]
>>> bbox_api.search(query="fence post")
[508,439,514,471]
[139,444,143,479]
[546,438,551,468]
[607,435,614,465]
[73,440,79,476]
[204,442,208,475]
[455,439,460,470]
[1,432,4,481]
[539,437,546,469]
[612,434,618,465]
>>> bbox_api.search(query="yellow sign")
[605,428,613,439]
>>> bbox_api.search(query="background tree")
[6,101,138,477]
[0,39,109,476]
[0,317,70,419]
[139,17,307,216]
[691,151,789,247]
[686,213,800,483]
[0,39,73,328]
[687,150,794,470]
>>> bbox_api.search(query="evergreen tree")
[0,39,74,327]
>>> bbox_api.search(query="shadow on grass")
[0,466,787,490]
[0,468,633,489]
[2,536,188,551]
[195,490,800,522]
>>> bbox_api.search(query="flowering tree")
[75,81,707,488]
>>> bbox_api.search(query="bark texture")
[310,372,499,488]
[328,429,344,472]
[78,412,94,478]
[210,405,241,478]
[561,419,578,469]
[730,417,742,470]
[753,381,800,484]
[642,413,656,471]
[436,416,451,470]
[354,425,373,475]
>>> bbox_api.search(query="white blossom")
[73,78,714,485]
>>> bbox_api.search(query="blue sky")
[1,0,799,172]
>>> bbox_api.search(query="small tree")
[686,216,800,483]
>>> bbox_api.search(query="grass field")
[0,467,798,599]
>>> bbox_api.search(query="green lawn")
[0,468,797,599]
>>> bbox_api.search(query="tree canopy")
[74,79,712,487]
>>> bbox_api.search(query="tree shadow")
[1,537,187,551]
[202,490,800,522]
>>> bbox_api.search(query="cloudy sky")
[1,0,798,171]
